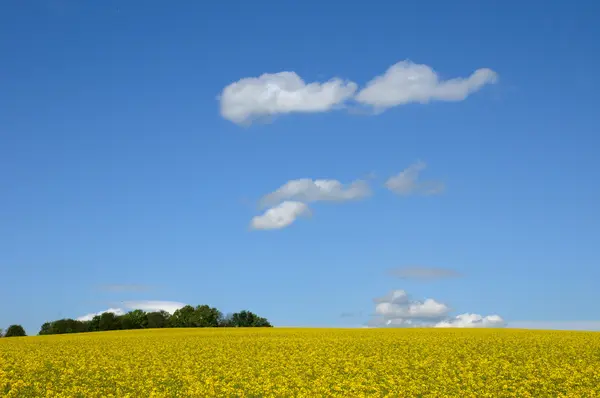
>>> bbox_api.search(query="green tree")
[99,312,121,331]
[228,311,272,327]
[146,311,170,329]
[192,305,223,327]
[4,324,27,337]
[120,310,148,330]
[169,305,195,328]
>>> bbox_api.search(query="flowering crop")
[1,328,599,397]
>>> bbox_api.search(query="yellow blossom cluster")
[1,328,599,397]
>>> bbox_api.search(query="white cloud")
[219,72,357,125]
[260,178,371,208]
[76,300,186,321]
[368,289,504,329]
[375,297,450,320]
[77,307,125,321]
[435,313,505,328]
[385,161,444,196]
[355,60,498,111]
[250,201,311,230]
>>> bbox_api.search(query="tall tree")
[146,311,170,329]
[192,305,223,327]
[120,310,147,330]
[169,305,195,328]
[4,324,27,337]
[99,312,121,331]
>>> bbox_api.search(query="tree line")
[0,305,272,338]
[38,305,271,335]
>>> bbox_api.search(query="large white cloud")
[76,300,186,321]
[250,201,311,230]
[219,72,357,125]
[355,60,498,111]
[368,289,504,329]
[259,178,371,208]
[385,161,444,196]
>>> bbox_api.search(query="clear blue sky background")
[1,1,599,334]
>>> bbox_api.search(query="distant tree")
[88,315,101,332]
[192,305,223,327]
[227,311,272,328]
[146,311,170,329]
[120,310,148,330]
[169,305,195,328]
[0,327,4,337]
[4,324,26,337]
[99,312,121,331]
[39,322,52,335]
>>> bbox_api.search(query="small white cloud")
[260,178,371,208]
[219,72,358,125]
[77,307,125,321]
[250,201,311,230]
[368,289,504,329]
[385,161,444,196]
[435,313,505,328]
[355,60,498,111]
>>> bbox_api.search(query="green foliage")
[5,324,27,337]
[36,305,271,335]
[146,311,170,329]
[120,310,148,330]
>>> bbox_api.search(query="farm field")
[1,328,600,397]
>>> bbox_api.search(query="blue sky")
[1,1,599,334]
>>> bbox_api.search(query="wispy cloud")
[385,161,444,196]
[259,178,371,209]
[388,266,462,280]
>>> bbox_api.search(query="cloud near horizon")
[219,60,497,125]
[76,300,186,322]
[367,289,504,328]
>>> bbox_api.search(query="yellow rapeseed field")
[1,328,599,397]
